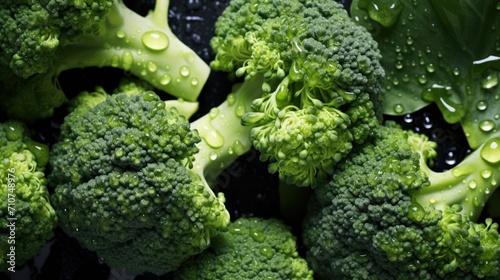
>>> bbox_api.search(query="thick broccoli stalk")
[174,217,314,280]
[0,121,57,272]
[0,0,210,121]
[351,0,500,149]
[303,123,500,279]
[211,0,385,187]
[48,80,263,274]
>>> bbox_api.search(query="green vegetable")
[174,217,314,280]
[351,0,500,149]
[303,123,500,279]
[47,76,264,274]
[210,0,385,187]
[0,121,57,272]
[0,0,210,121]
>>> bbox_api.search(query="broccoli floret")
[351,0,500,149]
[303,123,500,279]
[47,76,264,274]
[174,217,314,280]
[0,121,57,272]
[0,0,210,121]
[211,0,385,187]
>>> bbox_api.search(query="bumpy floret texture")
[0,0,112,78]
[303,124,500,279]
[0,121,56,271]
[175,217,314,280]
[212,0,384,186]
[49,91,229,274]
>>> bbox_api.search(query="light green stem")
[57,0,210,101]
[190,75,264,189]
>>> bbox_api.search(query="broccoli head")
[0,0,210,121]
[303,123,500,279]
[211,0,385,187]
[0,121,56,272]
[174,217,314,280]
[48,76,265,274]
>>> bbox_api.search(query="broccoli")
[351,0,500,149]
[0,121,57,272]
[47,76,265,274]
[210,0,385,187]
[174,217,314,280]
[0,0,210,121]
[303,123,500,279]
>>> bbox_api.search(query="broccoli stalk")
[0,0,210,121]
[409,133,500,221]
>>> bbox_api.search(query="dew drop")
[395,61,403,69]
[180,66,190,77]
[116,30,127,39]
[393,104,404,114]
[111,54,120,67]
[235,101,246,118]
[190,77,199,86]
[476,100,488,111]
[160,74,172,85]
[147,61,158,73]
[426,63,435,73]
[142,30,169,51]
[403,114,413,124]
[468,180,477,189]
[209,152,218,161]
[452,67,460,76]
[444,151,457,166]
[481,169,492,179]
[259,245,274,259]
[199,124,224,148]
[479,120,495,132]
[418,74,428,85]
[209,108,220,119]
[480,137,500,164]
[226,93,236,106]
[481,73,499,89]
[249,228,265,242]
[232,140,247,155]
[122,50,134,70]
[408,203,425,222]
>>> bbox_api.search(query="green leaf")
[351,0,500,149]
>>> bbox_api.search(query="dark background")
[1,0,478,279]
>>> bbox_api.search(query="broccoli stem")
[56,0,210,101]
[189,75,264,189]
[412,135,500,221]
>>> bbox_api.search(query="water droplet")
[111,54,120,67]
[417,74,427,85]
[481,73,499,89]
[408,203,425,222]
[209,152,218,161]
[142,30,169,51]
[393,104,404,114]
[179,66,190,77]
[235,101,246,118]
[160,74,172,85]
[479,120,496,132]
[403,114,413,123]
[147,61,158,73]
[476,100,488,111]
[209,108,220,119]
[190,77,199,86]
[249,228,265,242]
[481,169,492,179]
[116,30,127,39]
[395,61,403,69]
[226,93,236,106]
[232,140,247,155]
[122,50,134,70]
[259,245,274,259]
[361,0,404,27]
[426,63,435,73]
[480,137,500,163]
[444,151,457,166]
[198,124,224,148]
[452,67,460,76]
[406,37,414,45]
[468,180,477,189]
